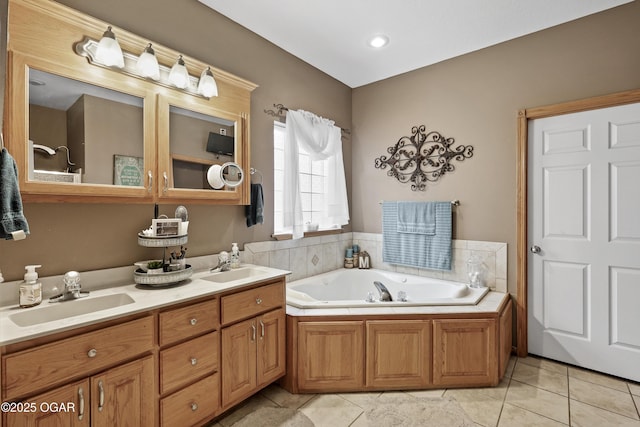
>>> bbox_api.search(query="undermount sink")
[9,293,135,327]
[202,267,269,283]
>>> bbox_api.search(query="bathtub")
[286,268,489,308]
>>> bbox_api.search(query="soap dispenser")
[230,243,240,269]
[19,265,43,308]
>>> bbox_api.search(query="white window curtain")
[283,109,349,239]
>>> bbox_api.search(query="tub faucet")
[49,271,89,302]
[373,281,393,302]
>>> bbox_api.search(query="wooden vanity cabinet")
[2,316,155,427]
[220,280,286,409]
[158,298,220,427]
[1,276,289,427]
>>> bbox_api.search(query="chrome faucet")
[210,258,231,272]
[373,281,393,302]
[50,271,89,302]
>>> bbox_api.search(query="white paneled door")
[528,102,640,382]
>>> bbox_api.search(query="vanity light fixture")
[95,26,125,68]
[136,43,160,80]
[197,67,218,98]
[75,37,219,99]
[168,55,190,89]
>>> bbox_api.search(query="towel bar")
[379,200,459,206]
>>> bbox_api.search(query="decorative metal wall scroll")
[374,125,473,191]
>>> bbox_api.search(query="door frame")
[515,88,640,357]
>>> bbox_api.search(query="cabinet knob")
[190,357,197,366]
[190,318,197,326]
[190,402,198,412]
[87,348,98,358]
[256,298,262,305]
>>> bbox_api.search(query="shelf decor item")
[374,125,473,191]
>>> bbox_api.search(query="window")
[273,121,332,235]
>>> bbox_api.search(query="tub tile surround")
[209,355,640,427]
[244,232,507,292]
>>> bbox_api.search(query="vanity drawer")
[3,316,153,399]
[160,374,219,427]
[221,281,284,325]
[160,331,219,394]
[159,298,219,346]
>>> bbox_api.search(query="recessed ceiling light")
[29,79,46,86]
[368,35,389,48]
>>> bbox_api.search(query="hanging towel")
[382,201,451,270]
[397,201,436,235]
[0,148,30,240]
[245,183,264,227]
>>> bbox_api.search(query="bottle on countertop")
[19,264,42,308]
[230,242,240,269]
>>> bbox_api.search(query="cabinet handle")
[256,298,262,305]
[251,323,256,342]
[191,357,197,366]
[78,387,85,420]
[147,170,153,193]
[163,172,169,193]
[97,380,104,412]
[260,320,265,339]
[190,402,198,412]
[87,348,97,358]
[190,318,197,326]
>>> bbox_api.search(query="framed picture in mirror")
[114,155,144,186]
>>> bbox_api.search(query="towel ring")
[250,167,263,184]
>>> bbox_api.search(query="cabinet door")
[4,379,90,427]
[257,309,286,387]
[297,321,364,392]
[91,355,155,427]
[221,318,257,408]
[366,320,431,388]
[433,319,497,387]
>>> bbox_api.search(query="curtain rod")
[264,103,351,134]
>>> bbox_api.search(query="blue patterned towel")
[382,201,451,270]
[397,201,436,235]
[0,148,30,240]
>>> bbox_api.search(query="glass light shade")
[168,55,189,89]
[136,43,160,80]
[197,67,218,98]
[95,26,125,68]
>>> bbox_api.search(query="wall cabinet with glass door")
[5,0,256,204]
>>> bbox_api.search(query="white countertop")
[0,264,290,347]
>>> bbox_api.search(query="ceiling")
[198,0,632,88]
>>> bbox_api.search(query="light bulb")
[168,55,189,89]
[197,67,218,98]
[95,26,124,68]
[136,43,160,80]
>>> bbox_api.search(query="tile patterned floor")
[209,356,640,426]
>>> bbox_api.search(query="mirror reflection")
[169,105,236,190]
[28,69,144,185]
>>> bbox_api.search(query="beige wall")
[352,2,640,294]
[0,0,351,281]
[2,0,638,287]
